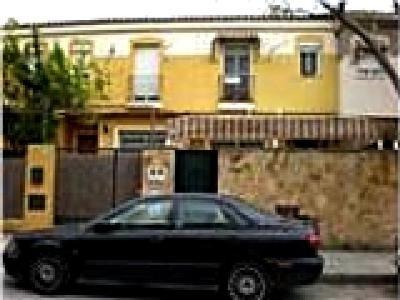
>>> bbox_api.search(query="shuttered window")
[134,48,160,101]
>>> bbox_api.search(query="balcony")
[127,74,162,108]
[218,74,255,110]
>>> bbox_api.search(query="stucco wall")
[24,28,339,114]
[219,150,397,249]
[339,56,398,116]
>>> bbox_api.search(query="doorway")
[174,150,218,193]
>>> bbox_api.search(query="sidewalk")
[321,251,397,284]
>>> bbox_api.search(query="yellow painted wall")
[16,27,339,114]
[89,52,338,113]
[162,56,219,112]
[254,54,338,113]
[24,145,55,230]
[72,32,339,114]
[88,57,131,105]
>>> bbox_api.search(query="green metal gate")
[174,150,218,193]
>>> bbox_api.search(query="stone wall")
[219,150,398,249]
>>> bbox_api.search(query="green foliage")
[3,20,104,146]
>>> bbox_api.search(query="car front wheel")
[28,255,71,295]
[226,263,271,300]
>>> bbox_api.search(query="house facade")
[2,13,398,247]
[7,14,398,152]
[10,15,340,151]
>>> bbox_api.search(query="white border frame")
[298,42,322,78]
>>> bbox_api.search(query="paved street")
[3,276,398,300]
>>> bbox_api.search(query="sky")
[0,0,396,25]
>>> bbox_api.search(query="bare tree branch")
[320,0,399,94]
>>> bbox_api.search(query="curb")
[320,274,397,284]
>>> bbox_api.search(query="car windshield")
[85,198,140,229]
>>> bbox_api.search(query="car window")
[224,196,285,225]
[179,198,234,228]
[108,198,173,226]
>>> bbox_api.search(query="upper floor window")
[352,38,388,80]
[24,42,47,71]
[133,46,160,103]
[299,44,321,77]
[221,43,252,102]
[70,40,93,78]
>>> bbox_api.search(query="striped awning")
[167,115,398,143]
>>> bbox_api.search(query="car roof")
[143,193,225,200]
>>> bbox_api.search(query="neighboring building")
[338,11,398,117]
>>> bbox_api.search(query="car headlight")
[5,239,20,259]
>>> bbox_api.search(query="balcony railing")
[128,74,162,106]
[219,74,255,103]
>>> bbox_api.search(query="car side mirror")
[91,222,121,233]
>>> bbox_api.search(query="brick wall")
[219,150,397,249]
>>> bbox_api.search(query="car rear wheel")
[225,263,272,300]
[28,255,71,295]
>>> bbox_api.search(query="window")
[300,44,320,77]
[222,44,251,101]
[30,167,44,185]
[119,130,166,149]
[134,47,160,103]
[224,44,250,76]
[77,134,98,153]
[353,38,388,80]
[28,194,46,211]
[24,42,46,71]
[70,40,93,78]
[179,198,233,228]
[109,198,173,226]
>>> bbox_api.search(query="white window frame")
[223,43,252,77]
[299,43,322,78]
[219,42,254,110]
[132,47,161,106]
[70,40,93,79]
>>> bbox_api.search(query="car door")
[75,196,176,282]
[167,196,244,284]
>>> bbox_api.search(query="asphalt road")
[3,277,398,300]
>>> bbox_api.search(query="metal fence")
[3,155,25,219]
[55,149,142,223]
